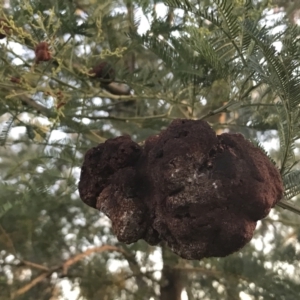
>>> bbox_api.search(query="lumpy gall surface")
[79,119,283,260]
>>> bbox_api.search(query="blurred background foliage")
[0,0,300,299]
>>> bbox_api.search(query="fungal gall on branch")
[79,119,283,260]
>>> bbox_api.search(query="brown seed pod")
[102,82,131,95]
[35,42,51,63]
[79,119,284,260]
[89,62,116,83]
[0,18,10,39]
[10,77,21,84]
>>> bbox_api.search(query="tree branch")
[20,260,50,272]
[11,272,51,298]
[62,245,126,275]
[277,199,300,216]
[11,245,128,299]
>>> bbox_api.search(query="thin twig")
[20,260,50,272]
[11,245,128,299]
[11,272,51,298]
[62,245,126,275]
[79,113,169,121]
[277,199,300,216]
[198,101,232,120]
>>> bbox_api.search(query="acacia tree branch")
[198,101,232,120]
[11,245,129,299]
[277,199,300,216]
[62,245,126,275]
[11,272,51,298]
[78,113,169,121]
[0,84,55,118]
[1,88,106,143]
[20,260,50,272]
[17,95,55,118]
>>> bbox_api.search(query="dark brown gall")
[79,119,283,260]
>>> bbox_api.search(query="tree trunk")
[160,244,182,300]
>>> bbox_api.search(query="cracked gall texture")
[79,119,283,260]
